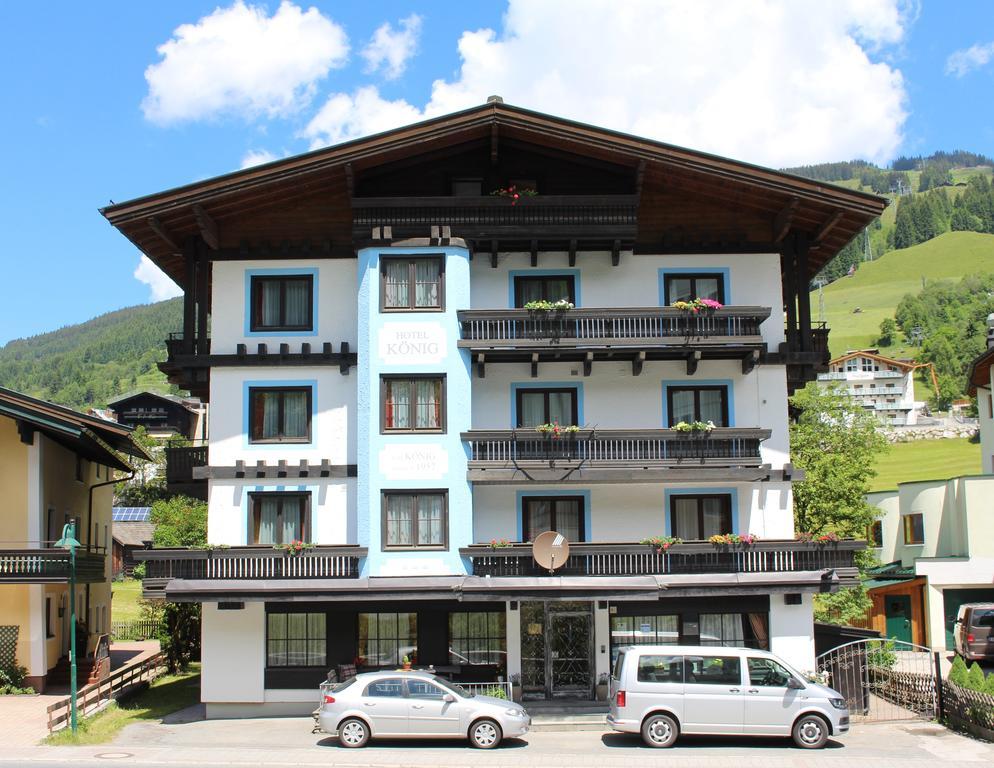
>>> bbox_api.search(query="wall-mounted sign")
[378,444,448,480]
[379,557,446,577]
[528,623,543,635]
[640,623,652,634]
[378,323,447,365]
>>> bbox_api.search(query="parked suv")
[318,671,530,749]
[954,603,994,661]
[607,645,849,749]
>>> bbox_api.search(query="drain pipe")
[85,469,134,634]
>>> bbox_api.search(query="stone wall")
[881,424,979,443]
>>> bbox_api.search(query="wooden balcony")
[0,548,106,584]
[460,540,862,585]
[781,322,831,393]
[462,427,778,483]
[459,306,770,374]
[135,546,367,600]
[353,194,638,249]
[164,444,208,501]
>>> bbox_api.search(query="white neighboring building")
[817,351,920,426]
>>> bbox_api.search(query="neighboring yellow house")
[0,387,147,691]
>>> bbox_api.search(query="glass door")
[519,601,594,700]
[550,611,593,697]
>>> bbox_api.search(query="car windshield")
[432,676,474,698]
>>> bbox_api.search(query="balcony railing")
[0,548,106,584]
[818,371,904,381]
[463,428,770,467]
[136,546,367,599]
[458,306,770,346]
[460,540,862,584]
[165,444,208,485]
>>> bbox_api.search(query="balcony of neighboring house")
[782,321,831,394]
[818,370,904,382]
[460,539,863,585]
[461,427,781,483]
[352,194,639,255]
[0,547,106,584]
[135,545,368,600]
[160,332,357,403]
[164,441,208,501]
[460,306,771,374]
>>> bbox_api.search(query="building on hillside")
[0,387,147,691]
[103,100,884,716]
[107,391,206,441]
[111,507,155,578]
[816,350,920,426]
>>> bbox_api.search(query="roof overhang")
[968,347,994,395]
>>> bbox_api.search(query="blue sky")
[1,0,993,345]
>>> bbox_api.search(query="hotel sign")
[378,322,447,365]
[378,444,448,480]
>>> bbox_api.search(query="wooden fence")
[110,619,161,641]
[942,679,994,741]
[46,650,167,732]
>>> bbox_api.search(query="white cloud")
[946,42,994,77]
[305,0,910,166]
[362,14,422,79]
[241,148,279,168]
[142,1,349,125]
[134,255,183,302]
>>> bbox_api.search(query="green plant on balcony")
[523,298,574,312]
[795,531,842,545]
[672,297,724,313]
[275,540,314,556]
[708,533,759,546]
[639,535,682,553]
[673,420,715,434]
[490,184,537,206]
[535,422,581,438]
[488,538,512,549]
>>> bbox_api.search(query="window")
[382,376,444,432]
[449,612,507,675]
[250,493,309,545]
[685,655,742,685]
[516,387,578,428]
[747,657,793,687]
[637,654,683,684]
[451,178,483,197]
[522,496,584,542]
[667,386,729,427]
[903,513,924,545]
[45,598,54,639]
[700,612,769,649]
[357,612,417,668]
[610,615,679,666]
[249,387,311,443]
[364,678,406,697]
[861,357,875,372]
[867,520,883,547]
[381,256,443,311]
[670,495,732,540]
[664,273,725,305]
[266,612,326,667]
[382,492,447,549]
[845,359,858,372]
[513,275,576,306]
[408,679,446,699]
[250,275,314,331]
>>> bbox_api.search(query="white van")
[607,645,849,749]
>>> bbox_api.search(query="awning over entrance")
[160,569,839,602]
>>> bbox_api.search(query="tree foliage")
[790,384,888,538]
[150,496,208,548]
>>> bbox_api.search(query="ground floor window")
[449,612,507,675]
[358,612,417,668]
[267,612,326,667]
[610,614,678,662]
[700,612,769,649]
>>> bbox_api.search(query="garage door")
[942,588,994,649]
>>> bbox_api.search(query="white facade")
[817,352,918,426]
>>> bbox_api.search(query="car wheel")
[338,717,370,748]
[641,713,678,748]
[792,714,829,749]
[469,718,503,749]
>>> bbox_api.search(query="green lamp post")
[55,521,80,734]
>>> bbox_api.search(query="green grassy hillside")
[813,231,994,357]
[869,438,981,492]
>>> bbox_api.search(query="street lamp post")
[55,522,80,734]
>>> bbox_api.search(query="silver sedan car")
[318,671,530,749]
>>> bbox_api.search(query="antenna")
[532,530,570,575]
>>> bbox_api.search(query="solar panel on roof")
[112,507,152,522]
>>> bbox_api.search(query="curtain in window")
[702,498,727,538]
[516,279,545,306]
[556,499,581,541]
[524,500,551,541]
[284,280,310,326]
[282,497,302,542]
[267,613,286,666]
[667,277,693,303]
[670,390,696,424]
[415,379,440,429]
[699,389,725,425]
[385,260,409,307]
[414,259,440,307]
[282,391,308,438]
[747,613,769,650]
[546,278,571,302]
[417,494,444,545]
[386,380,411,429]
[700,613,745,647]
[260,280,281,326]
[257,497,279,545]
[672,498,699,539]
[386,496,413,546]
[287,613,307,666]
[548,391,574,424]
[697,277,720,301]
[519,392,545,427]
[260,392,280,439]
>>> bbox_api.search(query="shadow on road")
[599,732,844,750]
[316,736,528,750]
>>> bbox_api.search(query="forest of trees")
[891,176,994,250]
[0,298,181,409]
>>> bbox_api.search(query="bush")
[968,661,988,691]
[0,663,35,695]
[949,656,969,686]
[986,670,994,695]
[132,562,146,579]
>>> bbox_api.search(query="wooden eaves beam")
[191,204,219,250]
[147,216,182,255]
[812,210,844,245]
[773,197,799,243]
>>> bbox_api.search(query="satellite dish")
[532,530,570,573]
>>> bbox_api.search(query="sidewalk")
[0,640,160,747]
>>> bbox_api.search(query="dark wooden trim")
[196,237,210,355]
[773,197,799,243]
[665,384,730,427]
[521,495,586,542]
[380,374,447,434]
[248,386,313,444]
[248,491,312,545]
[514,386,579,428]
[379,254,445,312]
[669,493,733,539]
[662,273,727,305]
[182,239,197,354]
[194,461,357,480]
[249,273,315,332]
[381,490,449,551]
[192,204,219,250]
[512,273,577,307]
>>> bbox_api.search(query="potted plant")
[708,533,759,547]
[672,420,716,436]
[274,540,313,556]
[671,297,724,313]
[523,298,574,312]
[795,531,842,545]
[402,654,412,671]
[640,535,682,553]
[488,538,511,549]
[491,184,537,206]
[535,422,581,439]
[596,672,610,701]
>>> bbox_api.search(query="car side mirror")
[443,693,456,703]
[787,677,805,690]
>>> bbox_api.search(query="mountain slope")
[812,231,994,357]
[0,299,181,410]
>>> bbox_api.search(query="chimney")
[988,313,994,349]
[487,95,504,104]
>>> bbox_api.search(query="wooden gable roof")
[101,100,887,289]
[829,351,916,371]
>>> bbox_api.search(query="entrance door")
[550,612,592,697]
[885,595,913,644]
[520,601,594,699]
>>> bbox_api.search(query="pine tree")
[968,661,987,691]
[949,655,968,686]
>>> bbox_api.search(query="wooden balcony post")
[795,234,813,353]
[182,238,197,354]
